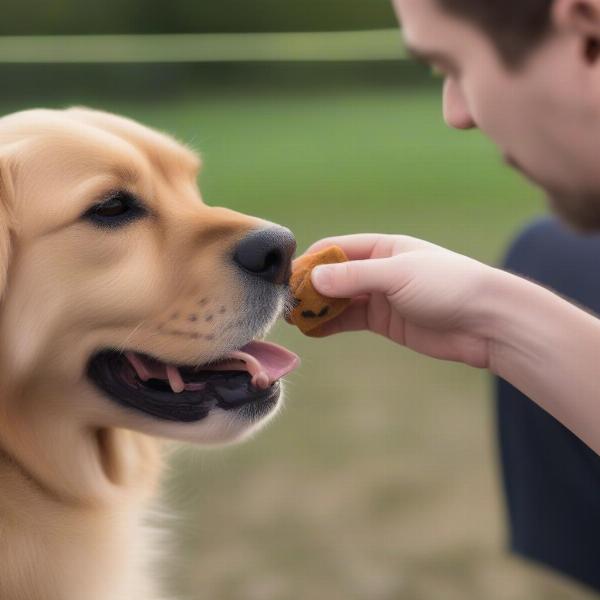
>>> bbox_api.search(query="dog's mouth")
[86,341,300,423]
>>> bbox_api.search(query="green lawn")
[2,79,594,599]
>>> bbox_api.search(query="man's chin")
[547,192,600,234]
[504,154,600,232]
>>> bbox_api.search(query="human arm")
[304,233,600,454]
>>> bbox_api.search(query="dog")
[0,107,300,599]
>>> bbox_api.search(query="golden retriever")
[0,107,300,600]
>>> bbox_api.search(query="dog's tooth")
[226,351,271,389]
[252,372,270,390]
[166,365,185,393]
[125,352,152,381]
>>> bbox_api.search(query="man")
[302,0,600,591]
[497,218,600,592]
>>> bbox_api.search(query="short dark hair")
[436,0,554,67]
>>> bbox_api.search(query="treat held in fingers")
[285,245,351,335]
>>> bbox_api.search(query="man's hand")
[303,233,497,368]
[300,232,600,456]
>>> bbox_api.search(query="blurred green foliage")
[0,0,396,35]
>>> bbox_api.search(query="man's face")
[393,0,600,231]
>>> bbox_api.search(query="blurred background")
[1,1,596,599]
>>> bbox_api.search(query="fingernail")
[312,265,332,293]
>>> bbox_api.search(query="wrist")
[474,266,600,378]
[470,267,556,376]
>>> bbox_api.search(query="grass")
[1,76,595,599]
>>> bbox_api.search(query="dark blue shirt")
[497,217,600,592]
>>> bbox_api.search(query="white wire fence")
[0,29,407,63]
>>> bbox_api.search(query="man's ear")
[553,0,600,63]
[0,154,14,301]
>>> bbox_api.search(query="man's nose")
[443,78,476,130]
[233,227,297,285]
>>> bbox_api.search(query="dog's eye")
[84,191,147,228]
[96,198,128,217]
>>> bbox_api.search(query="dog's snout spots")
[162,328,210,340]
[165,329,185,336]
[155,298,230,344]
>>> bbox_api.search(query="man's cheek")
[473,86,523,145]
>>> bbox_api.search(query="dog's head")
[0,107,299,501]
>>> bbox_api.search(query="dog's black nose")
[233,227,296,285]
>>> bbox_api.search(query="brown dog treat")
[285,245,351,335]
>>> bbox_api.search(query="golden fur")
[0,107,292,599]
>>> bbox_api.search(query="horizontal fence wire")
[0,29,408,63]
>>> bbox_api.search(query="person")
[496,218,600,591]
[301,0,600,591]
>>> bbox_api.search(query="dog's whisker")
[115,320,148,355]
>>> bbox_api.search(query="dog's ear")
[0,152,14,301]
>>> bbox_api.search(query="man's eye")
[84,191,147,228]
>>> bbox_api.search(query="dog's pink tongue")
[125,341,300,393]
[232,341,301,389]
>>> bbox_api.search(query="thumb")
[311,257,404,298]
